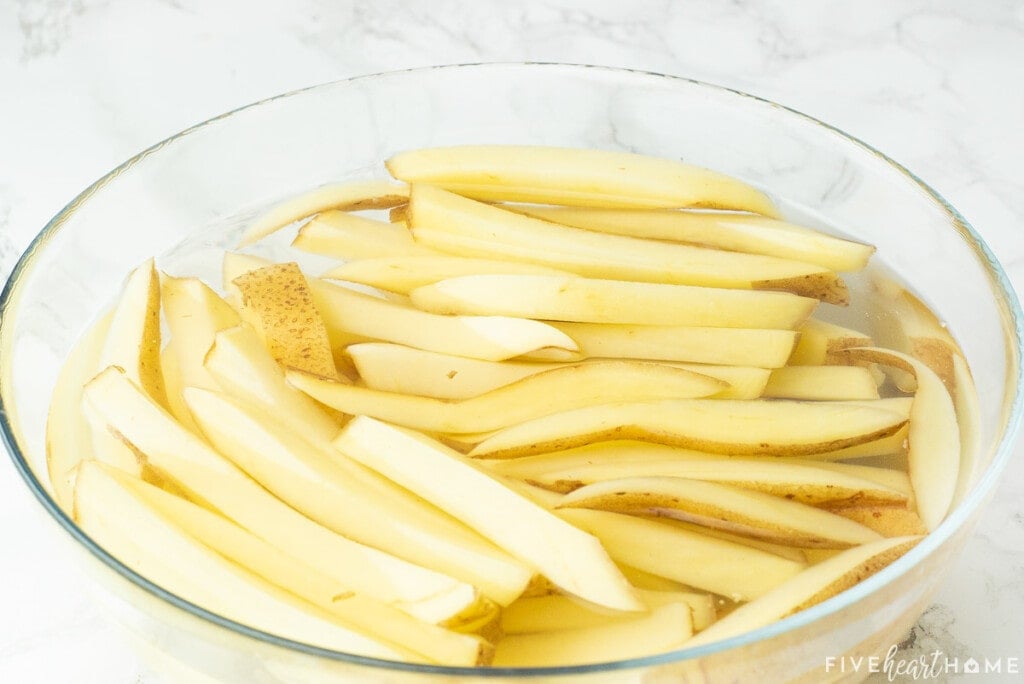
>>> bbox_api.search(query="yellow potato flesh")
[408,185,846,302]
[74,461,418,662]
[82,367,478,623]
[239,180,409,247]
[309,279,577,362]
[511,205,874,271]
[469,399,909,459]
[411,274,817,329]
[286,361,724,434]
[557,509,805,601]
[687,536,921,647]
[102,463,492,666]
[558,476,882,548]
[334,417,643,613]
[386,145,780,216]
[183,387,531,606]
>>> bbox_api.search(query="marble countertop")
[1,1,1022,682]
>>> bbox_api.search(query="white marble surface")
[1,1,1023,682]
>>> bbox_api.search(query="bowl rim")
[2,61,1023,676]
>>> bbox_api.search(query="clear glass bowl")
[1,63,1021,683]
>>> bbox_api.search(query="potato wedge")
[334,417,643,612]
[74,461,418,662]
[45,311,112,510]
[500,590,716,635]
[101,463,492,666]
[763,365,880,400]
[528,456,908,508]
[310,279,577,361]
[951,354,982,507]
[549,322,798,367]
[687,536,921,647]
[183,387,532,606]
[787,318,872,366]
[410,274,816,329]
[348,343,768,400]
[469,399,909,459]
[868,274,961,392]
[828,504,928,537]
[493,603,692,667]
[651,518,808,563]
[160,275,241,429]
[204,325,341,443]
[99,258,166,406]
[324,255,573,294]
[91,259,165,473]
[558,509,805,601]
[830,347,959,531]
[408,185,846,302]
[510,205,874,272]
[287,361,724,434]
[293,210,436,260]
[82,367,479,624]
[558,477,882,548]
[239,180,409,247]
[232,262,338,379]
[387,145,780,215]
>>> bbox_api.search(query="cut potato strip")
[287,361,724,434]
[548,322,797,367]
[45,311,112,510]
[82,368,479,623]
[493,602,692,667]
[787,318,872,366]
[687,536,921,647]
[160,346,194,433]
[408,185,846,302]
[510,206,874,272]
[348,342,768,400]
[652,518,808,563]
[558,477,882,548]
[204,325,341,444]
[99,258,166,407]
[310,279,577,361]
[233,262,338,379]
[334,417,643,612]
[104,464,492,666]
[386,145,780,216]
[469,399,909,459]
[161,275,241,430]
[951,354,983,508]
[410,274,816,329]
[558,509,805,601]
[184,388,532,606]
[763,365,880,400]
[831,347,960,531]
[829,504,927,537]
[74,461,419,662]
[479,442,722,485]
[324,255,573,294]
[293,210,437,260]
[677,364,770,399]
[238,180,409,247]
[868,274,961,392]
[528,457,908,508]
[500,590,715,634]
[802,425,908,461]
[348,342,552,400]
[92,259,166,475]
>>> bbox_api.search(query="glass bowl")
[1,63,1021,683]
